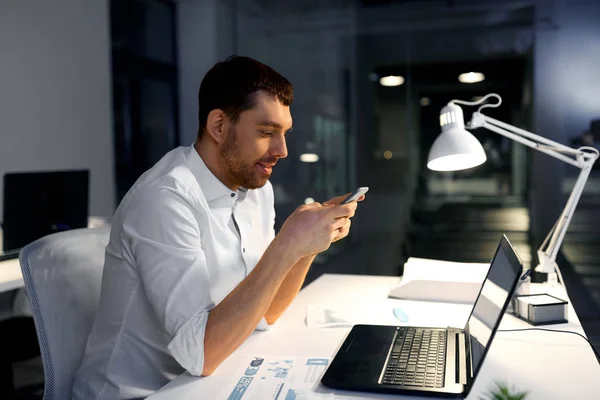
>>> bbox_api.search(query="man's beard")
[219,126,274,189]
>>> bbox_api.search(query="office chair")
[19,227,110,400]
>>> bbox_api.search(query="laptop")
[1,170,89,260]
[321,235,524,398]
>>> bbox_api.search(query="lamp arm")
[543,161,594,261]
[474,113,580,154]
[472,114,585,168]
[471,112,599,274]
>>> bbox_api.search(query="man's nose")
[270,134,288,159]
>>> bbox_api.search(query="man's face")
[219,90,292,189]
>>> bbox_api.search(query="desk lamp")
[427,93,599,283]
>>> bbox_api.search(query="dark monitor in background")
[2,170,89,254]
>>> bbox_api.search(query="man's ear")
[205,109,227,144]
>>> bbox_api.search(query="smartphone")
[341,187,369,204]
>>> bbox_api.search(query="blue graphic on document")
[227,376,253,400]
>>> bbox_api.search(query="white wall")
[0,0,115,218]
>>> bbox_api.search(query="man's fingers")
[331,217,348,230]
[332,219,351,242]
[327,202,357,218]
[340,219,351,232]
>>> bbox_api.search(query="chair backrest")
[19,227,110,400]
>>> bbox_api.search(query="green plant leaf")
[480,381,528,400]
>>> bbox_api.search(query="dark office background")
[1,0,599,396]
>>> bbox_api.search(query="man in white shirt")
[72,56,363,399]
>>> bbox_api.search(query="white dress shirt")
[72,145,276,400]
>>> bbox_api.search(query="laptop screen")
[465,236,523,381]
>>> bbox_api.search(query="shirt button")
[230,193,235,197]
[243,248,246,253]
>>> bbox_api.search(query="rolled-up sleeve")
[122,181,212,376]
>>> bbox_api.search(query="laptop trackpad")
[347,334,390,355]
[323,325,396,387]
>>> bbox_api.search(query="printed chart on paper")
[220,356,334,400]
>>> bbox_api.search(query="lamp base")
[534,251,563,286]
[535,251,558,274]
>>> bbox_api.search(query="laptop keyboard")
[381,328,446,388]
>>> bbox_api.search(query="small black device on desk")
[513,294,568,325]
[0,251,20,262]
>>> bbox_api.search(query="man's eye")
[260,130,274,136]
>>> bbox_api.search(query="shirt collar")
[186,144,247,204]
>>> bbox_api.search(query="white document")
[306,305,354,328]
[401,257,489,283]
[219,356,334,400]
[388,258,490,304]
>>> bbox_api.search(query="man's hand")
[262,191,365,327]
[323,191,366,242]
[276,201,357,260]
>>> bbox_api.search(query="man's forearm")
[202,237,298,376]
[264,254,316,324]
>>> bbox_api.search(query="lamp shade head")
[427,103,487,171]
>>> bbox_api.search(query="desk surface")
[149,274,600,400]
[0,258,23,292]
[0,227,24,292]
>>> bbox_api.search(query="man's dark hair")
[197,56,294,139]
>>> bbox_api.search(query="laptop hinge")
[455,333,467,385]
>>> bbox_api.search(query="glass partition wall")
[233,1,535,274]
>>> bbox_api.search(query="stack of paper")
[388,258,490,304]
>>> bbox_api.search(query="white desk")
[149,274,600,400]
[0,227,24,293]
[0,258,24,292]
